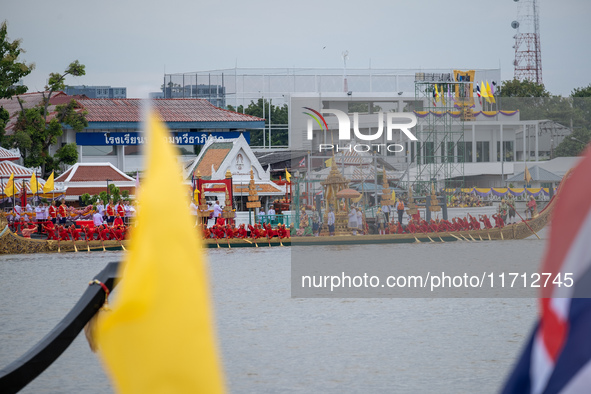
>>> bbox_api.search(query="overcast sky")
[4,0,590,98]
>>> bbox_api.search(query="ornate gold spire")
[246,168,261,209]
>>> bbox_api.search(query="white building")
[183,134,286,211]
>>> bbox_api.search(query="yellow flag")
[391,190,396,201]
[95,110,225,393]
[4,173,15,197]
[285,169,291,182]
[486,81,496,104]
[524,165,533,184]
[30,173,41,193]
[43,172,54,193]
[325,157,333,168]
[481,82,491,104]
[194,188,200,202]
[440,85,446,106]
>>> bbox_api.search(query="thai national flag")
[298,157,306,168]
[503,145,591,393]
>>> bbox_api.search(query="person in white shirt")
[123,200,134,224]
[97,202,105,220]
[44,203,50,219]
[35,204,44,232]
[93,209,104,227]
[212,200,223,225]
[348,207,358,236]
[382,204,390,223]
[327,206,335,236]
[258,209,266,224]
[213,200,223,218]
[189,200,199,226]
[357,209,363,234]
[268,206,276,222]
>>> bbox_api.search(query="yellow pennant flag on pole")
[30,172,40,193]
[43,172,54,194]
[95,109,225,393]
[325,157,333,168]
[285,169,291,182]
[481,81,491,104]
[4,173,15,197]
[524,164,533,184]
[486,81,496,104]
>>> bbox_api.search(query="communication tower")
[511,0,543,84]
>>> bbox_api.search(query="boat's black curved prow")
[0,261,120,393]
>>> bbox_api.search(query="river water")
[0,232,547,393]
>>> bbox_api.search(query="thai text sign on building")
[76,131,250,146]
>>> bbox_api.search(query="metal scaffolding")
[412,74,468,192]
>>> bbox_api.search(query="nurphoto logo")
[303,107,418,153]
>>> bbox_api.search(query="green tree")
[80,193,98,206]
[498,79,550,98]
[554,127,591,157]
[0,106,9,146]
[572,84,591,98]
[107,184,121,203]
[553,84,591,157]
[571,84,591,127]
[0,20,34,99]
[228,99,289,147]
[8,61,87,176]
[98,191,109,204]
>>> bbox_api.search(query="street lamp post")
[569,136,587,154]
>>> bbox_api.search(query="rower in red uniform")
[492,213,505,228]
[270,223,278,238]
[100,225,112,240]
[69,224,81,241]
[429,220,439,233]
[211,224,225,239]
[58,225,70,241]
[248,224,258,239]
[110,225,124,241]
[460,217,471,231]
[224,224,234,239]
[446,219,454,231]
[479,214,493,229]
[113,215,124,228]
[418,220,429,233]
[42,221,56,240]
[80,224,92,240]
[200,224,211,239]
[237,224,247,238]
